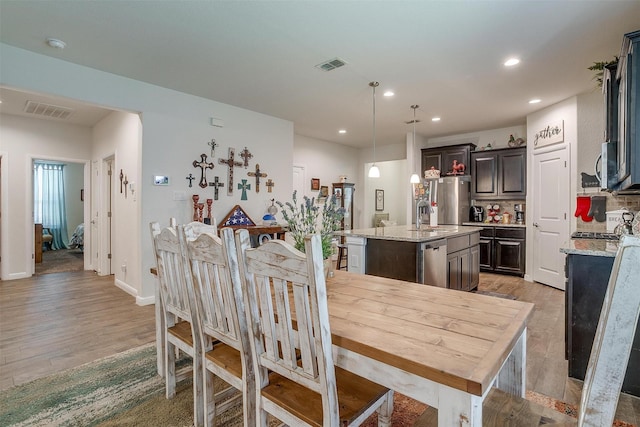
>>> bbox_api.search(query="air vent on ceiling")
[315,57,348,72]
[24,100,73,120]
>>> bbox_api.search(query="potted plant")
[276,191,344,277]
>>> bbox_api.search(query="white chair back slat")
[578,235,640,427]
[181,223,242,349]
[236,230,339,416]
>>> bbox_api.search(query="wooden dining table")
[326,270,534,426]
[151,267,533,426]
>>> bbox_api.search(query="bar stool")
[336,243,348,270]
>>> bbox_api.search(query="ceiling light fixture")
[383,91,394,97]
[338,129,347,134]
[368,81,380,178]
[504,58,520,67]
[432,117,441,122]
[410,105,421,185]
[46,38,66,49]
[529,98,541,104]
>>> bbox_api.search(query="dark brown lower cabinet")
[478,226,525,276]
[565,253,640,397]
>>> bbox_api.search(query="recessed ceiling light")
[338,129,347,134]
[383,91,394,97]
[46,38,66,49]
[432,117,441,122]
[504,58,520,67]
[529,98,541,104]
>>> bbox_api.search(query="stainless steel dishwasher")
[421,239,447,287]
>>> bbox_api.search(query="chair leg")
[165,341,177,399]
[377,390,394,427]
[193,351,204,427]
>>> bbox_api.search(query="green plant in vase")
[276,190,344,261]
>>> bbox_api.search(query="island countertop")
[560,239,620,257]
[334,224,482,243]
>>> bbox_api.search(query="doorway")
[32,158,89,275]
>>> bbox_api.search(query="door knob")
[533,222,539,228]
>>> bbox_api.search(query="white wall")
[577,89,605,190]
[363,159,408,227]
[0,113,91,279]
[1,43,294,302]
[426,124,527,151]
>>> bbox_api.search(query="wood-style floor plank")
[0,271,155,390]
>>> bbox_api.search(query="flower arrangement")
[276,191,344,260]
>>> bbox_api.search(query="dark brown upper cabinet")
[471,147,526,200]
[421,143,476,176]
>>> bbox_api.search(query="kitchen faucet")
[415,197,432,230]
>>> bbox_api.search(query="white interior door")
[532,146,570,289]
[292,164,305,198]
[91,161,100,272]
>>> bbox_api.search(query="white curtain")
[34,162,69,250]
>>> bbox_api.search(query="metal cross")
[122,175,129,199]
[218,148,243,196]
[265,178,275,193]
[240,146,253,168]
[207,138,218,158]
[186,173,195,188]
[237,179,251,201]
[208,176,225,200]
[192,153,214,189]
[247,163,268,193]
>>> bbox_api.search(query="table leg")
[438,385,483,426]
[495,327,526,397]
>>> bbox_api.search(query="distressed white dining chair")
[179,223,255,427]
[235,229,394,427]
[150,219,204,427]
[417,234,640,427]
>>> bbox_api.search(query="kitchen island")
[335,224,481,291]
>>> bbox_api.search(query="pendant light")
[368,81,380,178]
[409,104,421,184]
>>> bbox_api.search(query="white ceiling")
[1,1,638,148]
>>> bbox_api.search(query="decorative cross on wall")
[119,169,124,193]
[186,173,195,188]
[192,153,214,189]
[218,148,243,196]
[247,163,268,193]
[122,175,129,199]
[240,146,253,168]
[265,179,275,193]
[208,176,225,200]
[237,179,251,201]
[207,138,218,159]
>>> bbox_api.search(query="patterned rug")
[36,248,84,275]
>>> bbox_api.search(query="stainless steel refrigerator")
[422,175,471,225]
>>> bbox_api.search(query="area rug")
[0,342,426,426]
[36,248,84,275]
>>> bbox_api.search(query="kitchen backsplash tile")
[576,193,640,232]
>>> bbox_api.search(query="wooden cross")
[208,176,225,200]
[240,146,253,168]
[123,175,129,199]
[265,178,275,193]
[237,179,251,201]
[186,173,195,188]
[119,169,124,193]
[193,154,214,189]
[247,163,268,193]
[218,148,243,196]
[207,138,218,159]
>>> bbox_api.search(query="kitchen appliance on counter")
[423,175,470,225]
[514,203,525,225]
[469,205,485,222]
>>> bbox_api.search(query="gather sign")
[534,120,564,148]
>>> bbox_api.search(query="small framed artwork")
[334,188,342,198]
[311,178,320,191]
[320,185,329,198]
[375,189,384,211]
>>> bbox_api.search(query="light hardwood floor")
[1,270,638,423]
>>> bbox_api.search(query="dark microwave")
[599,30,640,194]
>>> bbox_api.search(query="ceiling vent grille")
[24,100,73,120]
[315,57,348,72]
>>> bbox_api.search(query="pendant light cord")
[370,82,379,164]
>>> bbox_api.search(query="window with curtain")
[34,162,69,250]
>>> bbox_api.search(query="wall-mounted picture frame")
[375,189,384,211]
[320,185,329,198]
[153,175,170,185]
[311,178,320,191]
